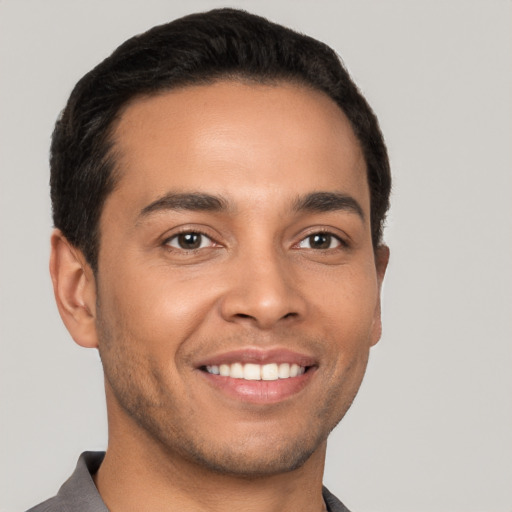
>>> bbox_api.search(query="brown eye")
[166,232,212,250]
[298,233,341,250]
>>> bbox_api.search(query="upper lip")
[194,347,317,369]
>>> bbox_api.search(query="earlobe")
[49,229,99,349]
[370,245,390,347]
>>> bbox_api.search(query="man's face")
[93,81,387,476]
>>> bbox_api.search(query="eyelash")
[163,230,216,251]
[163,228,348,253]
[295,230,348,251]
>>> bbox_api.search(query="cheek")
[313,266,379,338]
[99,265,220,352]
[310,265,380,387]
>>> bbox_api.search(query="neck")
[95,395,328,512]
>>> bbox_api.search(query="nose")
[219,248,306,330]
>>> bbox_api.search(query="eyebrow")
[139,192,230,219]
[138,190,364,221]
[293,192,365,220]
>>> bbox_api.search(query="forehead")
[108,80,369,215]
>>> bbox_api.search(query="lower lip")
[199,369,315,404]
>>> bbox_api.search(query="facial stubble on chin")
[95,303,369,478]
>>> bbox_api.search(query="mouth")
[195,349,317,404]
[202,362,307,380]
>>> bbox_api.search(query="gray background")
[1,1,511,511]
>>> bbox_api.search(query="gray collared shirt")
[27,451,351,512]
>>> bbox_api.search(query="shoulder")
[25,452,107,512]
[25,496,68,512]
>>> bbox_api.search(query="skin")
[50,80,389,512]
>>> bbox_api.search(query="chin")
[129,401,329,478]
[172,433,324,478]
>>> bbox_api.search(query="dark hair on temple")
[50,8,391,271]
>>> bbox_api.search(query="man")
[29,8,390,512]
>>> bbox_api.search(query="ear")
[370,244,390,346]
[49,229,99,348]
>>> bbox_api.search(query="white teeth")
[205,362,306,380]
[261,363,279,381]
[208,365,220,375]
[278,363,290,379]
[231,362,244,379]
[290,363,299,377]
[243,363,261,380]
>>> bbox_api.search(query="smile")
[196,349,316,403]
[204,362,307,381]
